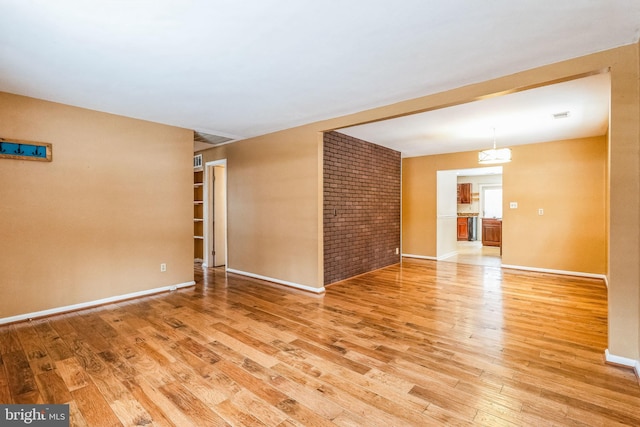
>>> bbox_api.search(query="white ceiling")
[1,1,638,151]
[339,73,611,157]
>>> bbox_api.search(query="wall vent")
[193,154,203,169]
[194,131,233,146]
[194,131,235,153]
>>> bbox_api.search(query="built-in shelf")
[194,164,204,260]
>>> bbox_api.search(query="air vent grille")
[194,131,233,146]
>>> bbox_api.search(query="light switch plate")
[509,202,518,209]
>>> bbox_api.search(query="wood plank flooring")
[1,259,640,426]
[440,241,502,267]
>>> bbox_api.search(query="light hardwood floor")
[1,259,639,426]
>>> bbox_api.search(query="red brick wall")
[323,131,401,285]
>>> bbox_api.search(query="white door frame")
[435,170,458,260]
[203,159,227,268]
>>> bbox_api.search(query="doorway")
[204,160,227,268]
[482,185,503,219]
[437,166,502,267]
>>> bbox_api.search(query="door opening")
[437,167,503,267]
[479,183,503,258]
[204,160,227,268]
[482,186,503,219]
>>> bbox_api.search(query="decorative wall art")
[0,137,52,162]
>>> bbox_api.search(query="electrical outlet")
[160,263,167,272]
[395,248,399,255]
[509,202,518,209]
[538,208,544,216]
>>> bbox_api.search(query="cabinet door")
[457,218,468,241]
[482,219,502,247]
[457,183,471,204]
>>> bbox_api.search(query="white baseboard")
[401,257,607,286]
[403,252,461,261]
[501,264,607,282]
[437,251,459,261]
[605,349,640,376]
[226,268,325,294]
[401,253,437,260]
[0,281,196,325]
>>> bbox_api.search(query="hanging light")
[478,128,511,164]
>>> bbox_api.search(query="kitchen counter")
[457,212,479,217]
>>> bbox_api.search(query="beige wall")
[198,128,322,289]
[608,44,640,362]
[200,43,640,362]
[403,136,607,274]
[503,137,607,273]
[0,92,193,319]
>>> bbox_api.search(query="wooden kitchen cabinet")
[457,217,468,241]
[482,218,502,248]
[457,183,471,204]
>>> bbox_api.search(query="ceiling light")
[478,128,511,164]
[552,111,571,119]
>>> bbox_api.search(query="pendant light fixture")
[478,128,511,164]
